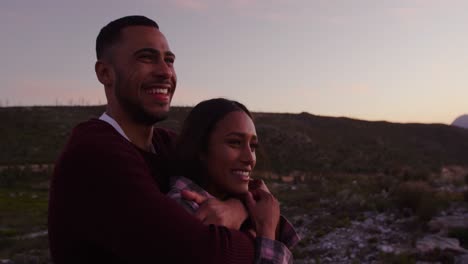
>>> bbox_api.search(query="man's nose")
[153,61,172,79]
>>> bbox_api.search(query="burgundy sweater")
[48,119,255,263]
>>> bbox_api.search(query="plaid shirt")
[167,176,300,264]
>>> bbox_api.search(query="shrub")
[394,181,442,221]
[379,252,416,264]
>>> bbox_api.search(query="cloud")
[228,0,257,9]
[324,15,348,26]
[173,0,209,11]
[386,0,444,22]
[173,0,258,10]
[388,7,420,20]
[171,0,291,23]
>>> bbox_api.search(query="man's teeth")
[147,88,168,94]
[232,170,250,176]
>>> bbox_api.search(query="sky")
[1,0,467,124]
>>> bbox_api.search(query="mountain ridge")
[452,114,468,129]
[2,106,468,174]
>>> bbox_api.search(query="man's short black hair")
[96,15,159,59]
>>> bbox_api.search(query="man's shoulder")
[153,126,177,140]
[65,118,134,154]
[73,118,114,136]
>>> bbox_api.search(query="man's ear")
[95,60,113,87]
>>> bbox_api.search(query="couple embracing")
[48,15,299,264]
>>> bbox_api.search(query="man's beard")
[114,77,169,126]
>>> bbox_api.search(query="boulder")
[455,254,468,264]
[428,215,468,235]
[416,235,468,254]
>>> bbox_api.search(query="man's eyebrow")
[165,51,176,58]
[133,48,176,58]
[133,48,158,55]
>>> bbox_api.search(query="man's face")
[106,26,177,125]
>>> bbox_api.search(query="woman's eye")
[250,143,259,152]
[227,140,241,147]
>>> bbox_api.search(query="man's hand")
[181,190,248,230]
[243,189,280,240]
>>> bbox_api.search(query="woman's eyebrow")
[225,132,257,139]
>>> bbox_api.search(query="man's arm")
[181,189,248,230]
[52,134,255,263]
[175,180,294,264]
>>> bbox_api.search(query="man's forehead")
[121,25,161,35]
[120,26,170,48]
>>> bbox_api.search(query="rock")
[18,230,48,239]
[347,193,364,206]
[363,218,374,226]
[337,189,351,200]
[378,244,394,253]
[455,254,468,264]
[376,213,387,223]
[416,235,468,254]
[428,215,468,235]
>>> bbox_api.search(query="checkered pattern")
[168,176,300,264]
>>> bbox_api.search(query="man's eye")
[139,54,154,61]
[164,58,175,65]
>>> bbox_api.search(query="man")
[48,16,291,263]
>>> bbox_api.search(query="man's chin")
[129,108,169,126]
[146,111,169,125]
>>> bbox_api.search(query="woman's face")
[203,111,258,198]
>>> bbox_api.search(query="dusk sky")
[1,0,467,124]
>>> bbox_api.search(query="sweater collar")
[99,112,156,153]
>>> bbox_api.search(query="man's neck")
[105,109,154,152]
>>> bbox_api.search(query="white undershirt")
[99,112,156,153]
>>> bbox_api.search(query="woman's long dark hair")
[175,98,253,186]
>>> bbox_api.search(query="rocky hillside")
[2,106,468,263]
[2,106,468,175]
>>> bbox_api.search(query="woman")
[167,98,299,257]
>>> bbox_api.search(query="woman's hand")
[248,179,271,193]
[243,189,280,240]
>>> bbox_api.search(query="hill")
[452,114,468,129]
[2,106,468,174]
[2,106,468,263]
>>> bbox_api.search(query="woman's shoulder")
[168,176,212,198]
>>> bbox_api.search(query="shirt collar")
[99,112,130,141]
[99,112,156,153]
